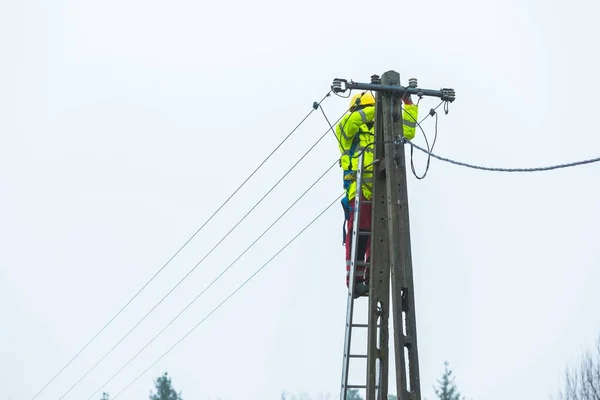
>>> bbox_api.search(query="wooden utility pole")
[332,71,455,400]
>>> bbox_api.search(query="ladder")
[340,152,384,400]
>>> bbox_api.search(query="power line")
[317,91,371,152]
[398,100,600,175]
[31,90,331,400]
[57,99,350,398]
[319,103,347,151]
[404,139,600,172]
[110,192,343,399]
[86,160,340,399]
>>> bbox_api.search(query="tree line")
[98,362,465,400]
[98,332,600,399]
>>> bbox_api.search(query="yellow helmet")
[349,91,375,110]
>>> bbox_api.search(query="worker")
[336,90,418,298]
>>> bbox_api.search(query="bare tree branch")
[557,332,600,400]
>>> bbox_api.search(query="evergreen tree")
[433,361,465,400]
[149,372,183,400]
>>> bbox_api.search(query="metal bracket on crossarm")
[331,77,456,103]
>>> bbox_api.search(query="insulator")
[408,78,418,88]
[441,88,456,102]
[331,78,346,93]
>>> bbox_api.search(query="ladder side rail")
[340,152,365,400]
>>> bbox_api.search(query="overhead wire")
[405,100,444,180]
[30,89,334,400]
[85,159,340,399]
[383,86,445,180]
[60,81,597,397]
[318,90,371,152]
[96,86,600,399]
[403,139,600,172]
[398,99,600,173]
[110,191,344,399]
[57,93,356,398]
[37,77,599,398]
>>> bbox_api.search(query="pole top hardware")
[331,78,349,93]
[440,88,456,102]
[331,76,456,103]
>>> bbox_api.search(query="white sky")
[1,0,599,399]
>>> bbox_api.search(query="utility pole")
[381,70,421,400]
[332,71,455,400]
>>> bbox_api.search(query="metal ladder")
[340,152,381,400]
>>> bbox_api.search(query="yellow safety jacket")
[335,103,418,242]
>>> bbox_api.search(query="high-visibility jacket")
[335,103,419,206]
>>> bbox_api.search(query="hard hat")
[349,91,375,109]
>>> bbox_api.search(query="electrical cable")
[85,159,339,399]
[400,99,599,174]
[399,97,600,174]
[403,139,600,172]
[374,101,599,174]
[98,87,598,398]
[406,103,440,180]
[57,98,352,398]
[394,98,445,180]
[318,90,371,151]
[318,104,344,151]
[318,91,375,165]
[110,192,343,399]
[30,89,333,400]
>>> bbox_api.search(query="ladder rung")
[349,354,367,358]
[351,323,381,328]
[358,231,372,236]
[344,385,380,390]
[355,261,370,267]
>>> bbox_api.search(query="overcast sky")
[2,0,600,399]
